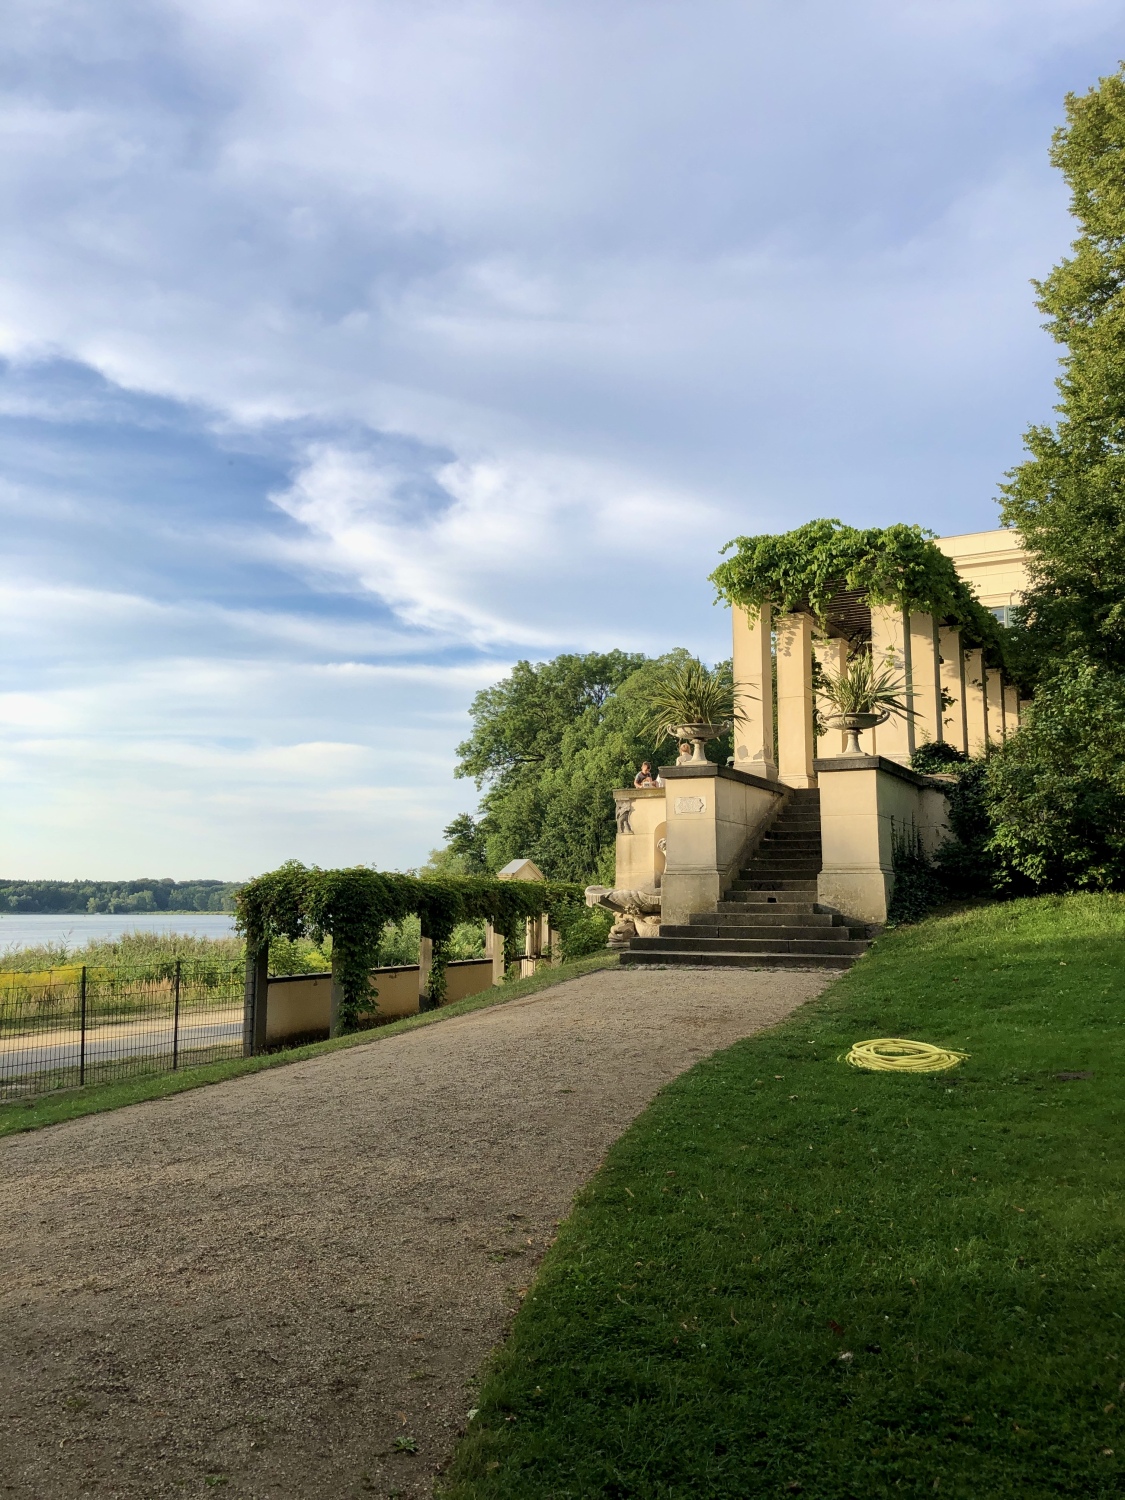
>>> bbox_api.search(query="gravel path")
[0,965,829,1499]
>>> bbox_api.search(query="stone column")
[985,666,1005,745]
[813,633,848,755]
[869,605,914,765]
[938,627,968,754]
[909,612,942,747]
[731,602,777,778]
[963,648,988,757]
[1009,684,1019,737]
[485,921,505,985]
[418,935,433,1010]
[775,612,816,788]
[521,915,543,978]
[243,944,270,1057]
[329,949,345,1038]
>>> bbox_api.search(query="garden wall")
[265,958,494,1046]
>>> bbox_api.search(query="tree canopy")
[1001,65,1125,674]
[452,649,722,882]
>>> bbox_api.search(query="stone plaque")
[674,796,706,815]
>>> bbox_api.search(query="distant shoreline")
[0,909,238,917]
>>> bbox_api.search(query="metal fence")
[0,959,245,1100]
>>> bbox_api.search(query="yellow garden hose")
[843,1038,969,1073]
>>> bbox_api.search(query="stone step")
[662,924,855,942]
[621,949,855,971]
[716,902,821,916]
[690,908,837,926]
[730,879,820,891]
[631,935,868,956]
[750,864,822,876]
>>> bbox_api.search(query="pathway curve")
[0,966,829,1499]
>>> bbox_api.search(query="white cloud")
[1,0,1120,875]
[269,443,717,648]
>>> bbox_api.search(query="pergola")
[731,595,1022,788]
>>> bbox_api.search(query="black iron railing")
[0,958,244,1100]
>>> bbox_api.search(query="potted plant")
[820,649,913,755]
[643,658,738,765]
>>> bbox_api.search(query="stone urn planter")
[832,709,889,756]
[670,722,729,765]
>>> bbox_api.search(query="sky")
[1,0,1120,880]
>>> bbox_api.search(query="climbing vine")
[235,864,586,1030]
[709,519,1010,665]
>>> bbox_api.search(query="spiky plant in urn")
[643,658,738,765]
[819,649,914,755]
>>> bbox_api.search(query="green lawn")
[0,951,618,1139]
[444,896,1125,1499]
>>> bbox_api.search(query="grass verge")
[444,895,1125,1499]
[0,951,619,1139]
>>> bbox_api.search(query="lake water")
[0,912,239,955]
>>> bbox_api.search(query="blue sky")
[1,0,1119,878]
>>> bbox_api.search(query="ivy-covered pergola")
[236,863,585,1040]
[710,519,1019,784]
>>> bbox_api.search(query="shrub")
[556,905,613,960]
[984,660,1125,891]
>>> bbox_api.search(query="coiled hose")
[843,1038,969,1073]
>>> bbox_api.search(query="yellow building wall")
[934,529,1029,617]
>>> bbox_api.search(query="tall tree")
[981,66,1125,893]
[1001,65,1125,672]
[452,649,715,882]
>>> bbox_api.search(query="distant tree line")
[0,879,241,914]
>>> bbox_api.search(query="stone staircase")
[621,788,870,971]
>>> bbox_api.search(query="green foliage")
[640,657,734,743]
[444,896,1125,1500]
[455,650,713,881]
[0,928,243,973]
[440,814,491,875]
[236,864,586,1030]
[0,878,240,914]
[265,934,333,975]
[1000,65,1125,676]
[885,822,945,926]
[909,741,969,774]
[555,904,613,961]
[819,647,912,721]
[710,518,1008,661]
[983,659,1125,891]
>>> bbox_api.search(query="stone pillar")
[329,950,345,1038]
[909,612,941,747]
[775,612,816,788]
[485,921,505,985]
[243,944,270,1057]
[418,934,434,1010]
[1009,685,1019,737]
[985,665,1005,745]
[548,924,562,967]
[869,605,914,765]
[938,627,968,754]
[521,915,543,978]
[731,602,777,778]
[963,649,988,757]
[813,633,848,755]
